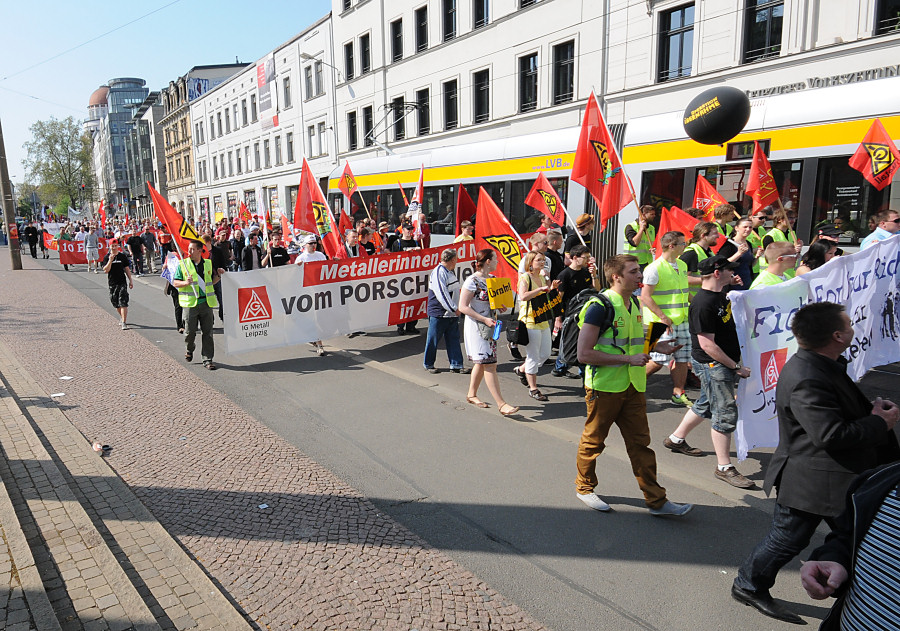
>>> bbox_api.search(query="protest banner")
[222,242,477,354]
[59,239,109,265]
[729,235,900,459]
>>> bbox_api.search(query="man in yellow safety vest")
[172,240,222,370]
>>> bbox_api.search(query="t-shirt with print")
[688,288,740,364]
[101,252,131,287]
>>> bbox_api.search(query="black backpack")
[558,289,635,367]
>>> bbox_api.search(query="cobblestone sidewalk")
[0,260,546,630]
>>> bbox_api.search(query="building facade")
[124,92,166,221]
[190,15,336,224]
[160,64,251,222]
[88,78,149,217]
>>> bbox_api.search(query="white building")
[191,15,337,225]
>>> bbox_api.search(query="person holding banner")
[575,254,691,516]
[294,235,328,355]
[665,255,754,488]
[392,221,422,335]
[749,242,797,289]
[172,240,221,370]
[733,302,899,624]
[85,226,101,273]
[514,251,561,402]
[458,249,518,416]
[859,209,900,250]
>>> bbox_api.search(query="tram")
[326,126,584,248]
[621,76,900,249]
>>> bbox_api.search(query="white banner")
[730,234,900,459]
[222,243,477,354]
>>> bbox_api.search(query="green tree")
[23,116,94,211]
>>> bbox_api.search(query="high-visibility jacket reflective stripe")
[578,291,646,393]
[177,258,219,308]
[642,258,690,325]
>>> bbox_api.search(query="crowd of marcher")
[17,200,900,627]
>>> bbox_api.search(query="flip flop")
[466,396,489,409]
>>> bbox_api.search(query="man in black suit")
[732,302,899,624]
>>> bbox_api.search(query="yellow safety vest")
[684,243,710,301]
[749,270,785,290]
[747,227,765,273]
[761,227,797,278]
[177,258,218,308]
[624,221,655,265]
[578,290,646,393]
[642,258,690,325]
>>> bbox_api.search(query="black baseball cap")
[814,223,842,239]
[698,254,739,275]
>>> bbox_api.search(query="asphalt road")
[38,253,900,631]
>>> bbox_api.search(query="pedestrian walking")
[100,240,133,330]
[423,248,467,374]
[172,240,220,370]
[513,251,559,402]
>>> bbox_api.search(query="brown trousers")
[576,385,667,509]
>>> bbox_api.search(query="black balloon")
[683,86,751,145]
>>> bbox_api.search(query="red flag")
[280,212,291,237]
[525,172,567,226]
[474,187,525,285]
[397,181,410,206]
[692,176,728,221]
[98,200,106,231]
[849,118,900,191]
[294,158,342,258]
[338,207,353,234]
[239,201,252,222]
[745,141,780,214]
[454,184,476,237]
[147,183,201,255]
[571,92,635,231]
[653,206,699,257]
[407,165,425,215]
[339,162,358,199]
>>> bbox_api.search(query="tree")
[23,116,94,211]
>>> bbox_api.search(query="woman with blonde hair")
[513,250,560,402]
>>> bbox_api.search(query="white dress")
[462,274,496,364]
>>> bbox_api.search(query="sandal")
[513,367,529,386]
[466,396,489,409]
[499,404,519,417]
[528,389,548,402]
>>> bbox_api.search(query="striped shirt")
[840,486,900,630]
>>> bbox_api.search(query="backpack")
[558,289,637,367]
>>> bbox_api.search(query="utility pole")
[0,118,23,270]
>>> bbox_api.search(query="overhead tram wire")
[0,0,184,83]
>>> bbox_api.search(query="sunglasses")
[889,218,900,225]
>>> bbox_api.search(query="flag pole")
[355,189,371,220]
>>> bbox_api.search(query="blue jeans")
[735,502,833,593]
[423,316,463,369]
[690,359,739,434]
[554,356,582,376]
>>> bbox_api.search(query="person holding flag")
[172,239,220,370]
[623,205,656,269]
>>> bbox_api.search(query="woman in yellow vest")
[679,221,718,301]
[623,205,656,268]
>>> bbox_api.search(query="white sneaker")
[576,492,611,512]
[121,322,127,330]
[649,500,693,517]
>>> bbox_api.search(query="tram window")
[510,177,569,235]
[701,161,800,217]
[813,157,892,246]
[639,169,684,210]
[424,185,455,234]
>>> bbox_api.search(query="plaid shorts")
[650,321,692,364]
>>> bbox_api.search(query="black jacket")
[240,244,263,270]
[808,462,900,630]
[763,348,898,517]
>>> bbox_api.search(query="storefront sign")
[746,64,900,98]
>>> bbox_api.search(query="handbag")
[506,318,529,345]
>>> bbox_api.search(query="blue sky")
[0,0,332,185]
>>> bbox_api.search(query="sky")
[0,0,332,187]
